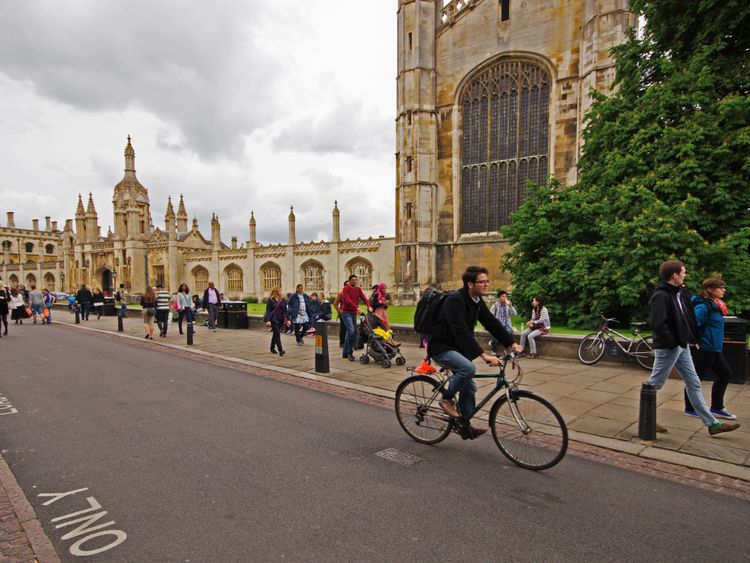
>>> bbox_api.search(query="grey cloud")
[0,0,281,160]
[272,98,393,156]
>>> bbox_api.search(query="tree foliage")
[501,1,750,327]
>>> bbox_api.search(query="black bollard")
[117,313,124,332]
[74,307,80,324]
[187,322,194,346]
[638,382,657,440]
[314,320,329,373]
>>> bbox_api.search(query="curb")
[0,453,61,563]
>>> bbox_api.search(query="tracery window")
[26,274,36,287]
[192,266,209,293]
[301,261,324,293]
[460,59,550,234]
[261,263,282,295]
[44,273,55,291]
[225,264,244,292]
[347,259,372,291]
[45,244,55,254]
[25,242,34,253]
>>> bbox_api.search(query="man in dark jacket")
[646,260,739,436]
[288,284,313,345]
[429,265,522,439]
[75,284,94,321]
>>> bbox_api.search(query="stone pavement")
[50,310,750,479]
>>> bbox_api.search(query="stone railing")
[440,0,477,27]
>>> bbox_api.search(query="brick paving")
[2,311,749,557]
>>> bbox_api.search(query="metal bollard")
[638,382,657,440]
[187,322,194,346]
[117,311,124,332]
[314,320,329,373]
[74,308,80,324]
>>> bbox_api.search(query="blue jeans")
[31,303,44,318]
[433,350,477,420]
[120,303,127,317]
[341,312,358,357]
[80,302,90,320]
[647,346,717,426]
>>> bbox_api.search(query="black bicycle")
[395,354,568,470]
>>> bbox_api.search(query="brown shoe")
[655,423,668,433]
[709,422,740,436]
[439,399,459,418]
[469,425,488,439]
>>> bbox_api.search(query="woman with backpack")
[264,287,286,356]
[684,278,736,420]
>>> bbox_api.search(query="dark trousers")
[177,309,194,334]
[80,302,91,320]
[293,322,309,343]
[156,310,170,335]
[339,317,346,347]
[270,320,284,353]
[0,314,6,335]
[685,348,733,411]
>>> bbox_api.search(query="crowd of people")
[0,282,56,334]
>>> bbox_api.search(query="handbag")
[24,306,32,318]
[43,307,49,319]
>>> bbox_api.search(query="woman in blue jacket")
[684,278,736,420]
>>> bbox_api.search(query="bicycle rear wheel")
[395,375,453,444]
[489,390,568,470]
[634,336,655,370]
[577,333,605,365]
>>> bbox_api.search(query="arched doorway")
[101,269,113,295]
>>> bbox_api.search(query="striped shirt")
[155,290,172,310]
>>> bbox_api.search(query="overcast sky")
[0,1,397,245]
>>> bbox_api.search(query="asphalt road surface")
[1,324,749,562]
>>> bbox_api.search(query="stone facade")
[394,0,634,301]
[0,138,395,300]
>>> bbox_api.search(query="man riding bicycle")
[429,266,523,439]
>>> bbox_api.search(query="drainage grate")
[374,448,422,466]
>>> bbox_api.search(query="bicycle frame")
[598,325,643,357]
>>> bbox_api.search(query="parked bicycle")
[395,354,568,470]
[577,315,654,370]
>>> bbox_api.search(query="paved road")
[1,324,749,561]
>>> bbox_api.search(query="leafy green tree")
[502,1,750,327]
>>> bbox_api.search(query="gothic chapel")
[394,0,634,300]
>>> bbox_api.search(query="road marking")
[0,394,18,415]
[375,448,422,466]
[38,488,127,556]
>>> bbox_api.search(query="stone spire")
[211,213,221,250]
[288,206,296,246]
[76,194,85,217]
[114,135,149,201]
[85,193,100,240]
[332,200,340,242]
[75,194,87,242]
[249,211,257,247]
[86,193,97,217]
[176,194,188,231]
[192,216,199,230]
[165,196,176,233]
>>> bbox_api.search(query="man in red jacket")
[334,275,372,361]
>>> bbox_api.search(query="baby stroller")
[357,313,406,368]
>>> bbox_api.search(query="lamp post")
[60,271,65,293]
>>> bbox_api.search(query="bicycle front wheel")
[395,375,453,444]
[578,333,605,365]
[634,336,655,371]
[489,390,568,470]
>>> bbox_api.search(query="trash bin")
[722,317,747,384]
[103,297,117,316]
[221,301,248,329]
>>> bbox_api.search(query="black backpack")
[414,288,453,334]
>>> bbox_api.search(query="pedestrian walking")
[28,285,44,324]
[41,288,55,324]
[684,277,737,420]
[10,287,27,325]
[646,260,739,436]
[75,284,93,320]
[370,283,392,329]
[176,283,194,335]
[202,282,221,332]
[264,287,286,356]
[0,283,9,336]
[92,287,105,319]
[140,286,157,340]
[155,284,172,337]
[333,274,372,361]
[115,283,127,317]
[519,296,550,359]
[288,284,312,345]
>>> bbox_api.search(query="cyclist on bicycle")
[430,266,523,438]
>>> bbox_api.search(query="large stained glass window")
[460,60,550,234]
